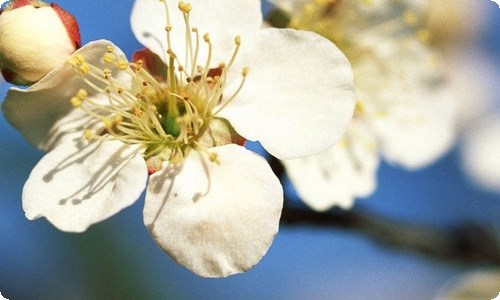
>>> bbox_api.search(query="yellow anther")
[192,27,198,33]
[203,33,210,43]
[76,89,88,99]
[132,106,144,117]
[66,57,78,66]
[106,45,115,53]
[103,52,115,63]
[178,1,192,13]
[113,114,123,124]
[209,152,219,163]
[117,59,129,70]
[417,29,432,43]
[403,10,419,26]
[74,54,85,65]
[235,35,241,46]
[242,67,249,76]
[84,130,93,140]
[103,118,112,129]
[79,64,90,74]
[70,97,82,107]
[165,25,173,32]
[103,69,112,79]
[354,101,365,115]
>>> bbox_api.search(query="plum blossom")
[2,0,355,277]
[270,0,457,210]
[415,0,500,192]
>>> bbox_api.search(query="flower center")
[67,1,248,170]
[288,0,433,61]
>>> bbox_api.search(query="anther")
[84,130,93,140]
[103,53,115,63]
[117,59,129,70]
[79,64,90,74]
[70,97,82,107]
[242,67,249,76]
[235,35,241,46]
[76,89,88,99]
[178,1,192,14]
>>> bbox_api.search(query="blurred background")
[0,1,499,299]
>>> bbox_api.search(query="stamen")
[68,0,248,165]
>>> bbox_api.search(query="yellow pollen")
[417,29,432,43]
[79,64,90,74]
[117,59,129,70]
[103,53,115,63]
[403,10,419,26]
[209,152,219,164]
[242,67,249,76]
[235,35,241,46]
[178,1,192,13]
[203,33,210,43]
[70,97,82,107]
[76,89,88,99]
[74,54,85,64]
[84,130,93,140]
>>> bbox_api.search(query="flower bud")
[0,0,81,85]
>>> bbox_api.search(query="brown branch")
[269,156,500,266]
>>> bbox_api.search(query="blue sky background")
[0,1,499,299]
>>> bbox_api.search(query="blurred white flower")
[461,116,500,192]
[270,0,457,210]
[2,0,355,277]
[417,0,500,192]
[434,269,500,300]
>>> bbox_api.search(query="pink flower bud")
[0,0,81,85]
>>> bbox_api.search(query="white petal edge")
[461,116,500,192]
[2,40,128,151]
[130,0,263,66]
[144,144,283,278]
[283,120,379,211]
[23,140,148,233]
[219,28,355,160]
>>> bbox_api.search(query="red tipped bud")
[0,0,81,85]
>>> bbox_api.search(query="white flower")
[415,0,500,193]
[0,0,80,85]
[270,0,457,210]
[2,0,355,277]
[461,116,500,192]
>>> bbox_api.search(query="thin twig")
[269,156,500,266]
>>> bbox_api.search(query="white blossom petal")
[2,40,128,151]
[461,116,500,192]
[370,81,456,169]
[283,121,379,211]
[219,28,355,160]
[130,0,262,65]
[23,140,148,232]
[356,37,457,169]
[144,144,283,277]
